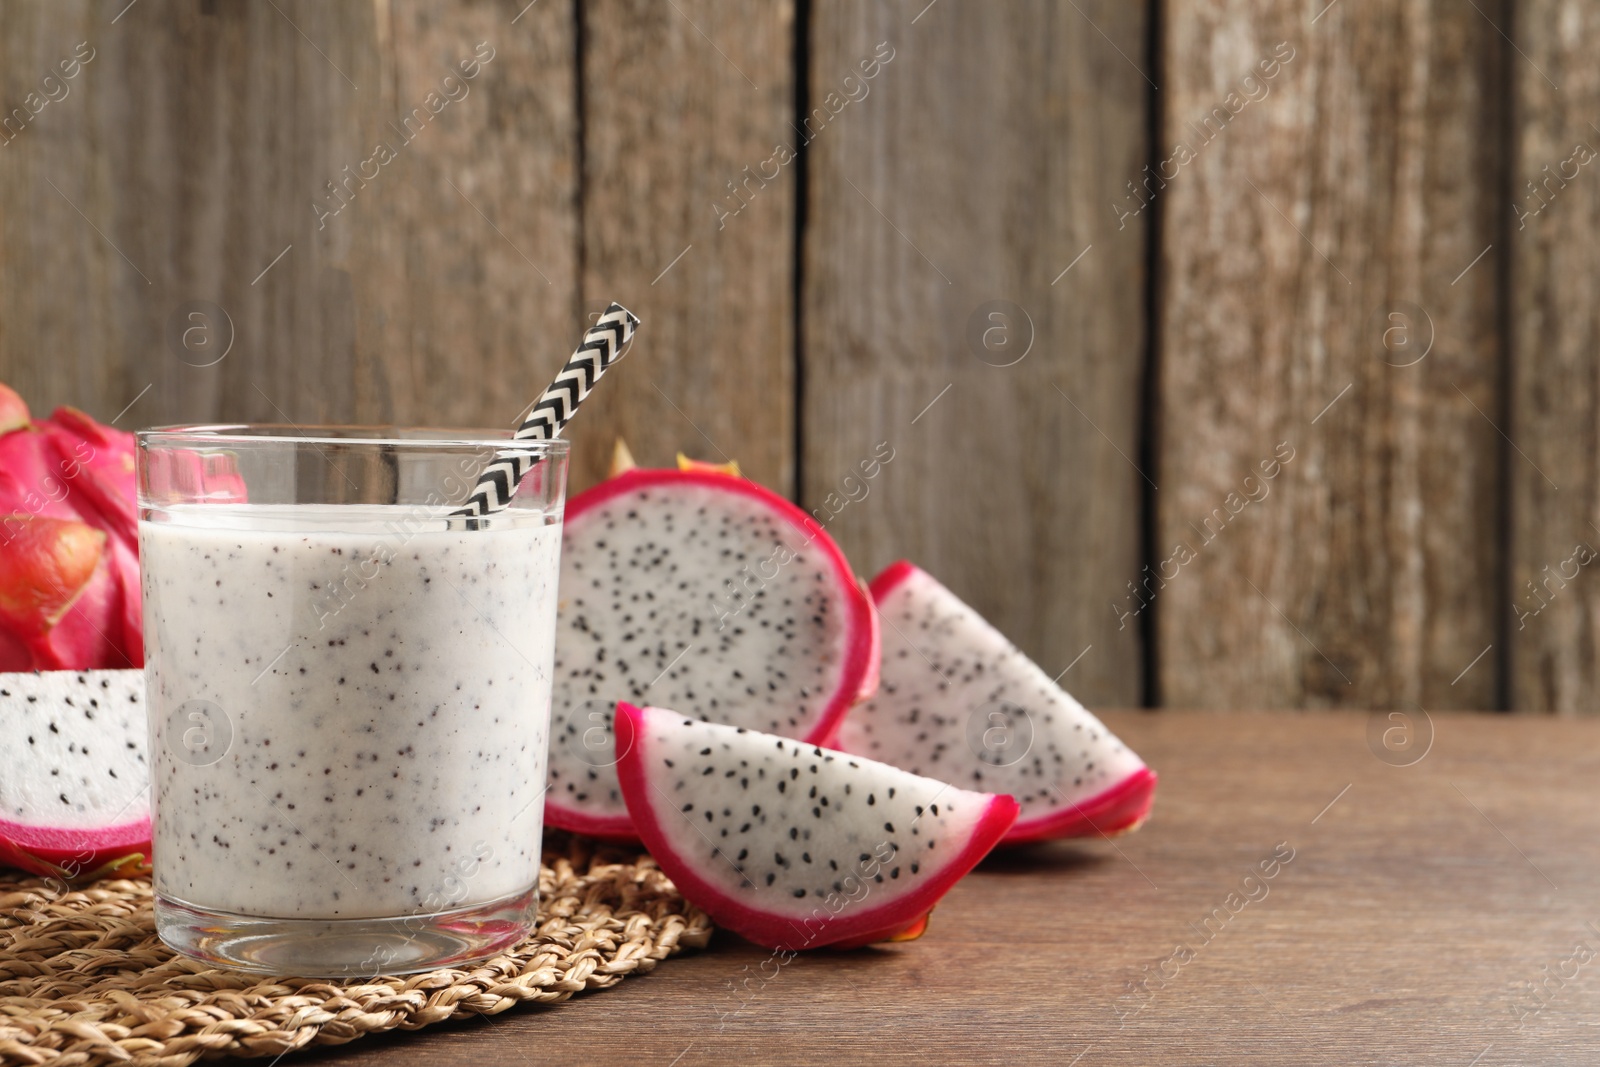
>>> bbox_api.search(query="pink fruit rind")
[0,816,151,880]
[0,400,142,671]
[814,575,882,751]
[615,702,1019,952]
[867,558,921,602]
[40,407,137,542]
[40,407,143,664]
[0,514,124,671]
[1005,766,1159,845]
[564,468,879,736]
[542,797,636,842]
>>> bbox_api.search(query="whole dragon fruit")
[0,382,142,671]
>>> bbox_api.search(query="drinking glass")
[137,425,566,976]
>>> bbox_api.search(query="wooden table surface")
[305,710,1600,1066]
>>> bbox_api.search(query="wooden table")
[309,711,1600,1066]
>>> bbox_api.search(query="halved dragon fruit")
[614,702,1016,950]
[835,561,1157,844]
[0,668,150,880]
[546,460,879,839]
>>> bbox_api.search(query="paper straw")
[453,301,639,520]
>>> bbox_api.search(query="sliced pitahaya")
[836,561,1157,844]
[0,668,150,880]
[614,702,1017,950]
[547,463,878,839]
[0,386,142,671]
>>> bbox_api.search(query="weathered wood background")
[0,0,1585,713]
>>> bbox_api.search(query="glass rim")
[136,423,571,452]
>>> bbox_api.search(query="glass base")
[154,886,536,977]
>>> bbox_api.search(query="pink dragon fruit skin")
[38,406,143,665]
[0,384,142,671]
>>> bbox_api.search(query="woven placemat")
[0,833,712,1066]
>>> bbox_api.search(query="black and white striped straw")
[452,301,639,520]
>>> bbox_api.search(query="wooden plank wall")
[0,0,1590,713]
[803,0,1149,708]
[574,0,795,493]
[1509,2,1600,713]
[1156,2,1504,711]
[0,0,581,435]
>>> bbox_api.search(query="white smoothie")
[141,504,558,920]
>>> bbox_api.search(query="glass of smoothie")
[136,425,566,976]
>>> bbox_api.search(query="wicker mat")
[0,833,713,1066]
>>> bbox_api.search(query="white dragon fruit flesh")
[546,464,879,839]
[835,562,1157,843]
[0,668,149,879]
[614,701,1017,950]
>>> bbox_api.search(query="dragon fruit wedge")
[614,702,1017,951]
[0,668,150,880]
[835,561,1157,844]
[0,383,142,671]
[545,460,880,840]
